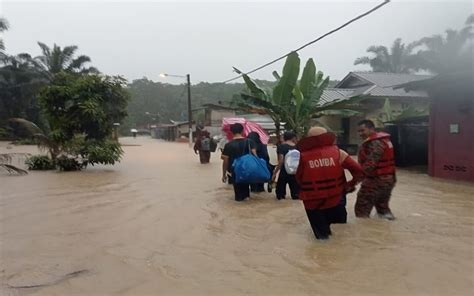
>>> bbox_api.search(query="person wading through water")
[272,131,300,200]
[247,131,270,193]
[194,130,212,164]
[355,119,397,220]
[296,127,363,240]
[221,123,257,201]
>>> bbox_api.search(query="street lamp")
[160,73,193,147]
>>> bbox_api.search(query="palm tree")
[354,38,418,73]
[412,14,473,74]
[0,53,47,123]
[0,17,9,53]
[34,42,99,79]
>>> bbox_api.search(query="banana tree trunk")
[275,120,281,144]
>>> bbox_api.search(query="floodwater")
[1,137,473,296]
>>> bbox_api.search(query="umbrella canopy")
[222,117,270,144]
[130,129,138,133]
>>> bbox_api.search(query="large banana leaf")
[272,71,281,81]
[299,58,316,99]
[241,74,268,100]
[383,98,393,121]
[273,52,300,106]
[292,84,304,119]
[238,94,287,119]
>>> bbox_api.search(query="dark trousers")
[233,182,250,201]
[276,171,299,199]
[305,202,347,240]
[199,151,211,164]
[250,183,265,193]
[229,174,250,201]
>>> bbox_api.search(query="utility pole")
[160,72,193,148]
[186,74,192,148]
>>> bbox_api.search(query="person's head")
[307,126,327,137]
[357,119,376,139]
[247,131,262,144]
[283,131,297,143]
[230,123,244,136]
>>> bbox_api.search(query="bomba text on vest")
[308,157,336,168]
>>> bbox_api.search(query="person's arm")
[272,154,284,182]
[249,140,257,156]
[261,145,270,163]
[221,156,229,183]
[221,144,230,182]
[295,155,304,186]
[361,140,384,176]
[339,150,364,192]
[194,138,201,154]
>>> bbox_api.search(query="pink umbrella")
[222,117,270,144]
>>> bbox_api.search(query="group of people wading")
[195,119,396,240]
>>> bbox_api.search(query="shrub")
[56,155,85,171]
[81,140,123,166]
[26,155,55,170]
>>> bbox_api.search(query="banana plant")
[233,51,359,136]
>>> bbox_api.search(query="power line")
[222,0,390,84]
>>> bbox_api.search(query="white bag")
[284,149,300,175]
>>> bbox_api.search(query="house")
[318,72,434,153]
[193,103,236,136]
[240,114,277,132]
[396,71,474,182]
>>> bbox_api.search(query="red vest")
[358,132,395,176]
[298,144,345,208]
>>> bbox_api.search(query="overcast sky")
[1,0,472,84]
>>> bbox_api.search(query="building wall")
[318,116,343,133]
[210,110,236,126]
[429,94,474,182]
[344,98,429,146]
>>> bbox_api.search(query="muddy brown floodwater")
[1,137,473,296]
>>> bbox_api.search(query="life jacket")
[296,133,346,209]
[358,132,395,176]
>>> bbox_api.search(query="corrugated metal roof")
[321,72,432,107]
[240,114,276,130]
[367,85,429,98]
[320,88,356,104]
[351,72,434,88]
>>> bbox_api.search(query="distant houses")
[318,71,433,148]
[150,70,473,183]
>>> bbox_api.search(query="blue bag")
[232,140,271,184]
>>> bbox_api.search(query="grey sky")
[1,1,472,84]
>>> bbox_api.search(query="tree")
[233,52,357,136]
[354,38,418,73]
[412,14,473,74]
[33,72,129,168]
[34,42,99,79]
[0,53,48,131]
[0,17,8,52]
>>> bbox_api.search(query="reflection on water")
[1,137,473,295]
